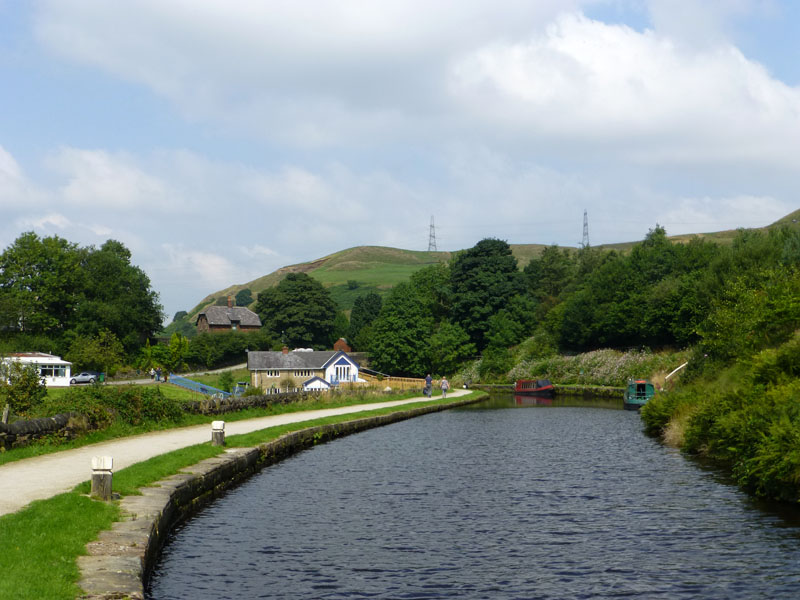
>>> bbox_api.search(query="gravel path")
[0,390,467,517]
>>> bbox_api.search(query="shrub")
[35,385,183,429]
[0,362,47,417]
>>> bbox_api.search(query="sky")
[1,0,799,323]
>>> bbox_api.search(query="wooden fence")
[359,372,429,390]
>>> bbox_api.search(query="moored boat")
[623,379,655,410]
[514,378,554,396]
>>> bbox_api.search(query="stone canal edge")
[77,396,483,600]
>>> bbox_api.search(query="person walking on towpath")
[424,373,433,397]
[441,377,450,398]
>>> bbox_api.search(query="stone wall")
[77,396,482,599]
[0,412,80,450]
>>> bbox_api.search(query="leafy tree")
[0,232,84,335]
[450,238,526,350]
[370,282,434,376]
[74,240,163,353]
[524,245,577,301]
[409,263,451,321]
[0,234,163,356]
[66,329,125,375]
[429,321,475,375]
[0,361,47,417]
[348,292,383,348]
[161,332,189,376]
[173,311,188,322]
[254,273,337,349]
[347,280,360,290]
[332,311,350,345]
[184,330,273,370]
[218,371,234,393]
[235,289,253,306]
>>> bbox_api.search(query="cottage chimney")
[282,346,289,354]
[227,295,233,308]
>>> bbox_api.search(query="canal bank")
[77,394,484,599]
[470,383,625,398]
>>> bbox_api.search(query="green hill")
[163,211,799,336]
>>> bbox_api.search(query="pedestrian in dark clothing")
[424,373,432,397]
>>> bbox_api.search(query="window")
[264,370,280,377]
[40,365,67,377]
[294,370,312,377]
[334,365,351,381]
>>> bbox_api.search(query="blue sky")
[1,0,799,322]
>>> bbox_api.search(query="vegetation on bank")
[0,392,484,600]
[642,331,800,503]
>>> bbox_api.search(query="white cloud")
[0,144,43,209]
[160,244,248,291]
[16,212,72,231]
[449,12,800,167]
[45,148,173,210]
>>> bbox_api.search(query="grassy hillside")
[163,211,799,336]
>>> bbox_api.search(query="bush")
[0,362,47,417]
[185,330,273,370]
[35,385,183,429]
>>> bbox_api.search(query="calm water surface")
[148,397,800,599]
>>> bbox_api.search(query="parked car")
[70,371,100,385]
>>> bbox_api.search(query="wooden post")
[211,421,225,447]
[91,456,113,501]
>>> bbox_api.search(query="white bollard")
[91,456,113,501]
[211,420,225,446]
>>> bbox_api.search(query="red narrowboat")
[514,378,554,396]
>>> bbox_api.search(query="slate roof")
[248,350,358,371]
[197,306,262,328]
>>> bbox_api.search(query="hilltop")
[164,211,800,336]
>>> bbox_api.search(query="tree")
[235,289,253,306]
[369,282,434,376]
[161,332,189,376]
[66,329,125,375]
[0,232,84,335]
[255,273,337,349]
[0,234,163,356]
[0,361,47,417]
[429,321,475,375]
[524,245,576,301]
[348,292,383,348]
[74,240,163,353]
[450,238,526,350]
[332,311,350,344]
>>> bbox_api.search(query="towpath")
[0,390,469,517]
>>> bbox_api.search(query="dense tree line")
[0,232,163,359]
[356,225,800,378]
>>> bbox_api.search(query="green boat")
[623,379,655,410]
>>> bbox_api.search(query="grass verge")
[1,392,485,600]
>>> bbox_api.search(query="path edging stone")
[77,397,481,599]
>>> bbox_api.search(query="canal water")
[147,396,800,599]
